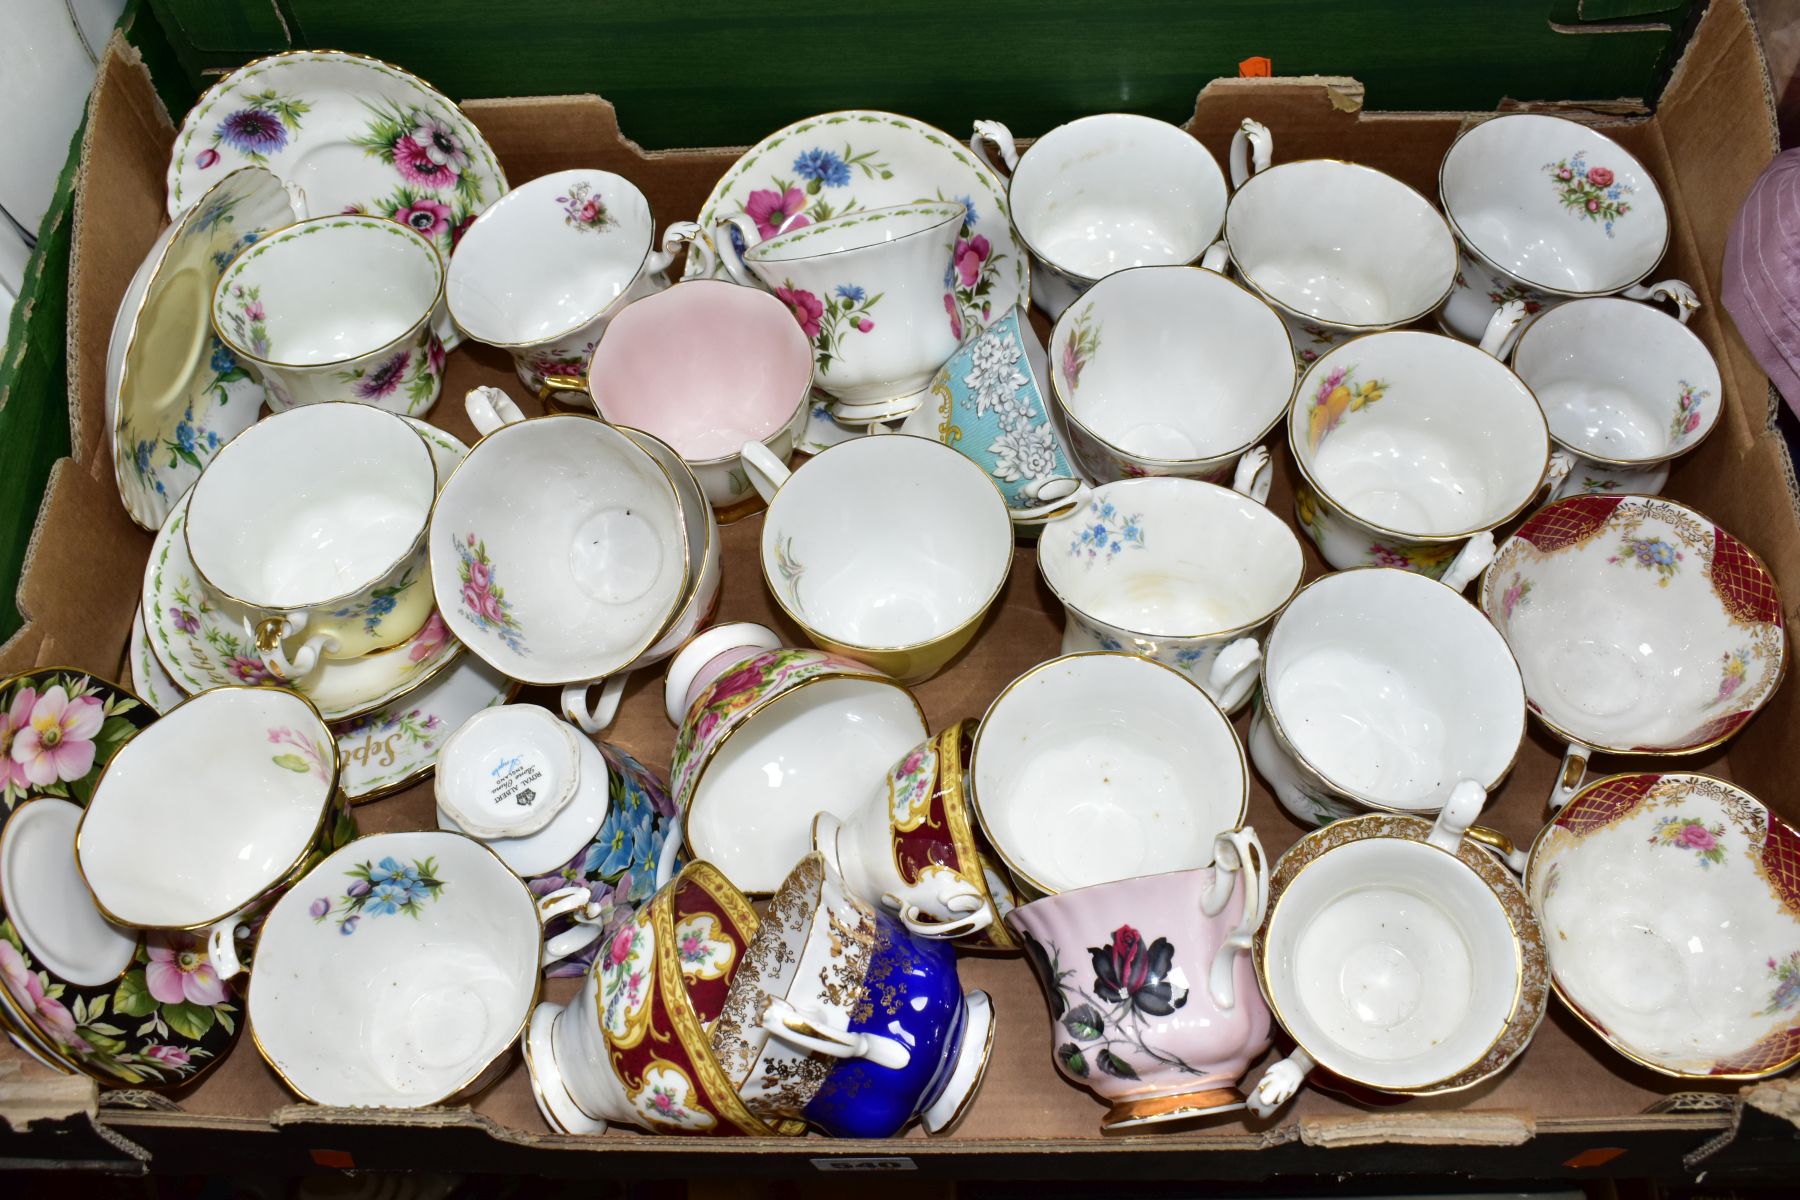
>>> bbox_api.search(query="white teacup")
[1047,265,1293,487]
[446,169,676,394]
[1438,113,1694,341]
[184,402,438,677]
[713,201,966,422]
[1037,476,1303,714]
[741,433,1015,685]
[971,653,1249,897]
[1248,567,1526,829]
[1507,297,1723,497]
[211,213,458,415]
[76,686,343,982]
[971,114,1261,318]
[1289,324,1552,589]
[1249,783,1547,1116]
[429,390,689,730]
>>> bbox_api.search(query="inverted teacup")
[1507,296,1723,497]
[211,213,457,415]
[1249,567,1526,829]
[715,201,965,422]
[1047,265,1293,486]
[743,434,1014,684]
[184,402,438,677]
[1289,327,1552,589]
[1037,476,1304,714]
[447,169,675,393]
[971,653,1249,897]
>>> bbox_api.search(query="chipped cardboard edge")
[0,1057,100,1133]
[1298,1111,1534,1148]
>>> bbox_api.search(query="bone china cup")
[184,402,438,677]
[1250,568,1526,829]
[743,434,1014,684]
[212,213,457,415]
[553,278,814,521]
[1037,477,1304,714]
[249,831,560,1107]
[1507,297,1723,497]
[716,202,966,422]
[1048,265,1294,487]
[1438,113,1691,341]
[664,625,928,896]
[972,653,1249,897]
[429,391,689,725]
[446,169,674,393]
[1248,784,1549,1117]
[1478,495,1786,811]
[1008,829,1271,1129]
[76,686,344,982]
[1290,328,1552,589]
[1527,772,1800,1079]
[971,113,1258,318]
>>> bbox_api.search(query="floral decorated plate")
[141,419,468,722]
[111,166,296,531]
[165,50,507,258]
[127,603,182,716]
[684,111,1028,339]
[333,653,514,804]
[1528,772,1800,1078]
[0,669,243,1087]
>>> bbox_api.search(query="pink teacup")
[545,279,813,522]
[1006,828,1271,1131]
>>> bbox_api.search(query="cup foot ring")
[1101,1085,1247,1131]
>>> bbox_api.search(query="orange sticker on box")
[1562,1147,1627,1169]
[1239,56,1272,78]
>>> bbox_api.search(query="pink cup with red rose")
[711,201,966,425]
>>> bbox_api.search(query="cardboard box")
[3,0,1798,1179]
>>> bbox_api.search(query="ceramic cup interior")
[746,200,965,264]
[1009,114,1228,280]
[761,435,1013,651]
[1510,298,1722,465]
[1264,569,1524,811]
[78,688,336,928]
[447,169,656,345]
[1050,266,1293,464]
[973,654,1247,894]
[429,414,687,684]
[587,279,813,462]
[1,798,138,986]
[1225,161,1457,328]
[213,214,443,366]
[1262,835,1520,1089]
[1040,478,1303,638]
[1440,113,1669,296]
[248,831,537,1106]
[186,403,435,609]
[1292,331,1548,538]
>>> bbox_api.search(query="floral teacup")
[447,169,676,393]
[1009,829,1271,1129]
[211,213,458,415]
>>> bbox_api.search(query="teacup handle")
[761,997,912,1070]
[537,884,605,967]
[738,440,793,504]
[1248,1046,1315,1118]
[432,303,464,355]
[206,915,248,983]
[1437,531,1495,593]
[1009,478,1090,524]
[249,611,335,682]
[712,213,765,288]
[660,220,714,278]
[561,674,629,736]
[1477,299,1528,359]
[661,621,783,725]
[1232,445,1273,504]
[1201,827,1268,1010]
[654,823,683,890]
[1542,448,1577,500]
[1200,239,1231,274]
[1621,277,1700,324]
[1228,118,1274,190]
[1550,741,1592,814]
[466,385,528,436]
[1425,780,1527,872]
[887,888,992,941]
[969,119,1020,173]
[1206,636,1262,708]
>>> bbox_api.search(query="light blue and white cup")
[1036,474,1301,714]
[898,306,1085,524]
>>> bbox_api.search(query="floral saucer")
[141,420,469,722]
[0,669,243,1088]
[166,50,507,259]
[684,111,1029,339]
[111,166,295,531]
